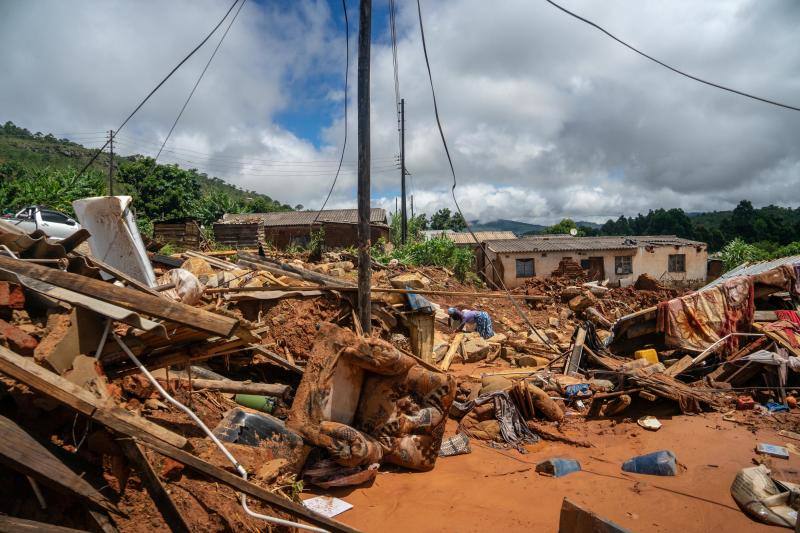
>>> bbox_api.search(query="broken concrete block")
[389,272,430,290]
[462,337,491,362]
[561,286,583,301]
[486,332,507,343]
[328,267,346,278]
[501,346,518,361]
[516,354,549,368]
[548,316,560,328]
[568,291,597,313]
[544,328,560,342]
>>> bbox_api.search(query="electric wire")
[74,0,241,178]
[147,0,248,176]
[544,0,800,112]
[415,0,558,351]
[312,0,349,227]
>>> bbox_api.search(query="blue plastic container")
[536,458,582,477]
[622,450,677,476]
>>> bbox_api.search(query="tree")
[430,208,452,230]
[543,218,585,236]
[449,212,467,231]
[730,200,756,242]
[117,159,201,221]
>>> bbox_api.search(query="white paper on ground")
[72,196,157,287]
[303,496,353,518]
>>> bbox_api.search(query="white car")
[3,206,82,240]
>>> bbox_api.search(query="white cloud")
[2,0,800,224]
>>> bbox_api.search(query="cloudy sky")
[2,0,800,224]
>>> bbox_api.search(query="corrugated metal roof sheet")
[221,209,387,226]
[485,235,706,254]
[702,254,800,289]
[422,230,517,244]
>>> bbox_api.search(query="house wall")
[484,244,707,289]
[153,221,201,248]
[264,223,390,250]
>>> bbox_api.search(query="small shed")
[153,219,202,249]
[215,209,390,250]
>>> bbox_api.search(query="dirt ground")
[315,412,800,532]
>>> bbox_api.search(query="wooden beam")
[206,284,549,300]
[0,414,115,513]
[0,256,237,337]
[0,516,90,533]
[0,345,186,448]
[118,440,190,533]
[440,333,464,371]
[135,437,361,533]
[564,327,586,375]
[249,345,304,374]
[163,377,291,399]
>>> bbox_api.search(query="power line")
[415,0,558,351]
[312,0,350,226]
[150,0,248,168]
[74,0,241,178]
[545,0,800,112]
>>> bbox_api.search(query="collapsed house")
[480,235,708,288]
[214,209,390,250]
[0,196,798,531]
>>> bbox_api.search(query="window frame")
[515,258,535,278]
[668,253,686,273]
[40,210,70,224]
[614,255,633,275]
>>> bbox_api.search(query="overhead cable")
[74,0,241,178]
[312,0,350,225]
[415,0,558,351]
[149,0,248,168]
[545,0,800,112]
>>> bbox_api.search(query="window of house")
[515,258,534,278]
[580,259,590,270]
[615,256,632,275]
[668,254,686,273]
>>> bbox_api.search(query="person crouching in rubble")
[448,307,494,339]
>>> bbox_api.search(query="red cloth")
[776,310,800,325]
[656,276,754,354]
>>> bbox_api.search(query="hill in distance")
[471,218,600,236]
[0,121,284,206]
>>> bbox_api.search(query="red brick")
[0,282,24,309]
[0,318,38,354]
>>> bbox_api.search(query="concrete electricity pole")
[400,98,407,244]
[108,130,114,195]
[357,0,372,334]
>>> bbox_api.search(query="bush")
[375,237,475,282]
[719,238,768,271]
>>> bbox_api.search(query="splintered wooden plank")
[0,345,186,449]
[0,256,237,337]
[0,414,115,513]
[0,515,91,533]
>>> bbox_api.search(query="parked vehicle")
[1,206,81,240]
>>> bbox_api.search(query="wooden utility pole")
[357,0,372,334]
[108,130,114,195]
[400,98,407,244]
[410,193,414,218]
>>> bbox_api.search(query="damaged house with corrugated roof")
[213,208,390,250]
[480,235,708,288]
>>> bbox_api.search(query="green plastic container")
[234,394,276,414]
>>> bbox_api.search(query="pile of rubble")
[0,201,799,531]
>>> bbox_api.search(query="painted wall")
[484,244,707,288]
